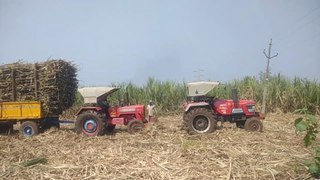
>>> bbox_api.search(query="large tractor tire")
[181,113,189,130]
[244,117,263,132]
[75,112,104,136]
[20,121,39,137]
[127,119,144,134]
[186,108,217,134]
[183,113,188,122]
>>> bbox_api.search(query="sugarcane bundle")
[0,59,78,115]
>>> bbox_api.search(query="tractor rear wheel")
[244,117,263,132]
[187,108,217,134]
[75,112,104,136]
[183,113,188,122]
[181,112,190,130]
[128,119,144,134]
[20,121,39,137]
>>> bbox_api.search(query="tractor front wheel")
[244,117,263,132]
[128,120,144,134]
[75,112,104,136]
[187,108,217,134]
[20,121,39,137]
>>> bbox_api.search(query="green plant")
[305,147,320,178]
[294,108,320,177]
[76,75,320,114]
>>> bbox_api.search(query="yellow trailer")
[0,101,59,137]
[0,101,43,120]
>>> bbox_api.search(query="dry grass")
[0,113,316,179]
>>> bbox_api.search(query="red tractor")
[75,87,146,136]
[183,81,264,134]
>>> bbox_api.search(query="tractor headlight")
[247,105,255,113]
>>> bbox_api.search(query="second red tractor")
[75,87,146,136]
[183,81,264,134]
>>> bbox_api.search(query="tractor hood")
[187,81,220,97]
[78,87,120,104]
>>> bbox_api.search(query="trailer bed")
[0,101,43,121]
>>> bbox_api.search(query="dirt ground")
[0,113,317,179]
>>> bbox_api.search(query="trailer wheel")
[187,108,217,134]
[75,112,104,136]
[244,117,263,132]
[20,121,39,137]
[128,119,144,134]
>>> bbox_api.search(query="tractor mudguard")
[75,106,103,116]
[184,102,211,112]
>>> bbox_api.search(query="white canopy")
[78,87,119,104]
[187,81,219,96]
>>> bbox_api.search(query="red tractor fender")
[75,106,103,116]
[184,102,211,112]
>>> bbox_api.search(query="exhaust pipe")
[231,89,239,104]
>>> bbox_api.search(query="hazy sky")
[1,0,319,86]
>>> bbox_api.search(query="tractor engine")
[109,105,145,123]
[213,99,256,122]
[214,99,256,116]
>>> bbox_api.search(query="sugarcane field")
[1,1,320,179]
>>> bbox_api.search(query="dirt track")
[0,113,315,179]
